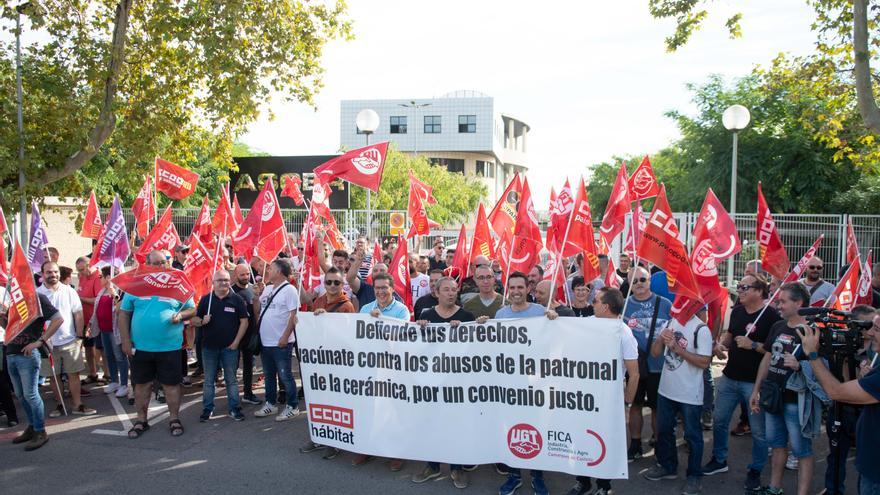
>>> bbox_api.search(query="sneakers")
[104,382,119,394]
[254,403,278,417]
[785,453,798,471]
[744,468,762,491]
[412,465,441,483]
[701,411,713,430]
[73,404,97,416]
[451,469,469,489]
[731,421,751,436]
[181,377,192,387]
[499,475,523,495]
[702,457,729,475]
[115,386,129,398]
[531,476,549,495]
[199,409,213,422]
[495,463,509,476]
[567,480,590,495]
[241,394,261,405]
[322,447,341,460]
[644,465,678,481]
[48,404,65,418]
[275,405,300,421]
[594,488,612,495]
[627,441,643,462]
[12,426,34,444]
[24,430,49,451]
[462,465,477,472]
[300,441,324,453]
[759,487,784,495]
[230,409,245,421]
[682,477,702,495]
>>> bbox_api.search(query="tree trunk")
[853,0,880,134]
[37,0,133,186]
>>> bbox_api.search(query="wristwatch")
[750,341,759,351]
[808,351,819,361]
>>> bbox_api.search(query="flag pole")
[620,207,641,319]
[502,236,515,305]
[546,196,576,310]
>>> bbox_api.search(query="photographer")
[797,313,880,495]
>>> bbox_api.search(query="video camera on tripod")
[796,307,870,359]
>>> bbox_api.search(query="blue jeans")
[202,346,241,413]
[825,404,859,494]
[766,401,812,458]
[861,475,880,495]
[507,468,543,479]
[261,345,297,408]
[100,332,129,387]
[712,376,767,471]
[6,352,45,431]
[657,394,704,479]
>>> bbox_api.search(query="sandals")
[169,419,184,437]
[128,421,150,439]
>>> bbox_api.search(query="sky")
[241,0,819,208]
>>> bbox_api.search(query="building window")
[458,115,476,133]
[430,158,464,174]
[390,116,407,134]
[424,115,441,134]
[476,160,495,178]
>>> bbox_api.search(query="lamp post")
[722,104,751,288]
[356,108,379,240]
[398,100,431,156]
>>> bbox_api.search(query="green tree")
[348,147,488,225]
[0,0,351,209]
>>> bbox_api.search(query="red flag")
[547,181,574,253]
[627,155,660,201]
[599,162,632,246]
[468,203,495,277]
[407,171,436,238]
[406,217,441,239]
[111,265,194,303]
[605,257,620,289]
[504,178,543,276]
[0,204,8,235]
[81,191,103,239]
[559,177,601,283]
[542,252,569,304]
[184,235,214,302]
[302,252,324,292]
[488,174,522,237]
[365,240,383,285]
[756,183,790,279]
[4,242,41,344]
[637,185,702,302]
[692,188,742,262]
[449,224,469,283]
[281,175,305,206]
[132,176,156,238]
[232,194,244,226]
[233,178,286,262]
[155,157,200,201]
[781,235,825,286]
[314,142,389,193]
[389,235,412,314]
[846,218,860,265]
[211,189,238,235]
[310,178,333,222]
[135,206,180,264]
[829,256,861,311]
[856,250,873,306]
[623,201,645,256]
[190,194,213,246]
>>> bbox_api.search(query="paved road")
[0,362,858,495]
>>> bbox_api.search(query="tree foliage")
[0,0,351,210]
[348,147,488,225]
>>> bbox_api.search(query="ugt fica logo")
[507,423,542,459]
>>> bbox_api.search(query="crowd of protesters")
[1,234,879,495]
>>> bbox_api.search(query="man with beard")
[800,256,834,306]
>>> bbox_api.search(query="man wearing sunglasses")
[624,266,672,461]
[703,274,781,490]
[801,256,834,306]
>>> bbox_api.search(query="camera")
[796,307,866,358]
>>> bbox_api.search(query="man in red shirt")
[76,256,104,383]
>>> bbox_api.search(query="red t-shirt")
[76,271,102,325]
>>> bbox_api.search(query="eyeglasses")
[633,277,648,283]
[736,284,754,291]
[475,275,494,281]
[214,279,231,283]
[807,265,823,270]
[324,280,342,286]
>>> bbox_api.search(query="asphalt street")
[0,361,858,495]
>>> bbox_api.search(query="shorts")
[765,401,812,458]
[83,336,96,348]
[632,372,661,409]
[130,349,183,386]
[40,340,85,377]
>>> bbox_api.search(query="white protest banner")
[296,313,629,478]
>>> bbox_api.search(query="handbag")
[759,380,784,414]
[637,296,661,376]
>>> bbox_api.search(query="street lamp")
[356,108,379,240]
[722,104,751,287]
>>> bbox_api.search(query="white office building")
[340,90,529,202]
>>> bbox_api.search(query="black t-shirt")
[554,305,575,317]
[413,294,439,320]
[428,258,447,271]
[232,284,256,333]
[196,292,248,349]
[420,306,474,324]
[571,305,594,317]
[856,367,880,481]
[724,305,782,382]
[6,293,59,355]
[763,320,802,403]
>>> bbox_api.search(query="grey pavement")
[0,361,858,495]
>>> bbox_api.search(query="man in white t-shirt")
[37,262,97,417]
[409,254,430,302]
[253,258,301,422]
[644,309,713,495]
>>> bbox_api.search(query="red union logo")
[261,190,276,221]
[758,217,776,245]
[648,209,678,238]
[309,404,354,429]
[159,169,192,190]
[631,168,654,196]
[351,148,382,175]
[507,423,542,459]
